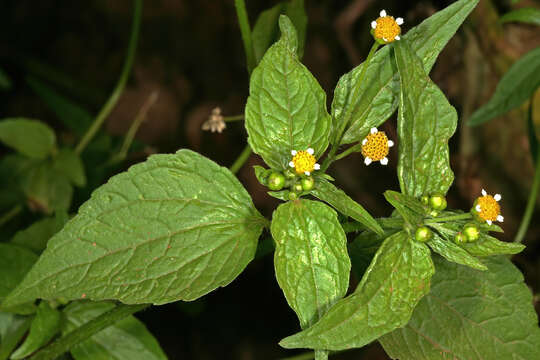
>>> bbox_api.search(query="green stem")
[75,0,142,155]
[29,304,149,360]
[281,352,315,360]
[334,142,362,161]
[321,42,380,171]
[515,147,540,244]
[223,114,244,122]
[425,213,472,224]
[234,0,256,74]
[230,144,252,174]
[0,205,23,227]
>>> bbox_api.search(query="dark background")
[1,0,539,359]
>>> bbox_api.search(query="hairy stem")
[425,213,472,223]
[515,147,540,243]
[230,144,252,174]
[29,304,149,360]
[223,114,244,122]
[234,0,256,74]
[75,0,142,155]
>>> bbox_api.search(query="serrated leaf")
[26,76,93,135]
[383,190,425,228]
[333,0,478,144]
[63,301,167,360]
[395,40,457,198]
[279,231,434,351]
[0,118,56,159]
[380,256,540,360]
[469,47,540,126]
[311,179,383,235]
[271,200,350,329]
[3,150,266,307]
[500,7,540,26]
[245,15,331,170]
[53,148,87,187]
[427,233,487,270]
[10,301,61,359]
[252,0,307,63]
[348,229,398,278]
[11,212,69,254]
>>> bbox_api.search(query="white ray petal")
[291,150,297,156]
[396,17,404,25]
[380,157,389,165]
[307,148,314,155]
[370,127,378,134]
[313,163,320,170]
[481,189,487,196]
[476,204,481,212]
[387,140,394,147]
[486,220,492,225]
[494,194,501,201]
[289,161,295,168]
[395,35,400,40]
[371,21,377,29]
[380,10,387,17]
[364,157,372,165]
[362,138,368,145]
[497,215,504,222]
[304,171,310,176]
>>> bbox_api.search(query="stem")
[115,91,158,162]
[321,42,380,171]
[234,0,256,74]
[29,304,149,360]
[515,147,540,243]
[230,144,252,174]
[281,352,315,360]
[334,142,362,161]
[223,114,244,122]
[0,205,22,227]
[425,213,472,224]
[75,0,142,155]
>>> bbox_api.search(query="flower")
[371,10,403,43]
[473,189,504,225]
[202,107,226,133]
[361,127,394,165]
[288,148,320,175]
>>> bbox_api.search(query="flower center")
[361,131,390,161]
[292,151,316,175]
[476,195,501,221]
[374,16,401,42]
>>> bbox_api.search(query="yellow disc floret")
[361,128,394,165]
[289,148,320,175]
[371,10,403,43]
[473,189,504,225]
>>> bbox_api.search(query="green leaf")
[0,244,38,303]
[11,212,69,254]
[311,179,383,235]
[383,190,425,228]
[379,256,540,360]
[395,40,457,198]
[245,15,331,170]
[348,229,398,278]
[0,155,36,210]
[3,150,266,307]
[333,0,478,144]
[253,165,272,186]
[10,302,61,359]
[252,0,307,63]
[469,47,540,126]
[271,200,351,329]
[0,67,12,91]
[53,148,87,187]
[0,118,56,159]
[26,76,93,135]
[279,231,434,351]
[427,233,487,270]
[0,316,32,360]
[500,7,540,26]
[63,301,167,360]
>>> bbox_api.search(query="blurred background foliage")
[0,0,539,358]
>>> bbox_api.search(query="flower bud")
[288,191,298,201]
[267,172,285,191]
[463,223,480,242]
[301,176,315,191]
[284,169,297,179]
[415,226,432,242]
[421,195,429,206]
[429,194,447,211]
[454,232,467,244]
[292,183,303,193]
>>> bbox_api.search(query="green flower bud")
[454,232,467,244]
[267,172,285,191]
[292,183,303,193]
[429,210,439,217]
[420,195,429,206]
[301,176,315,191]
[463,223,480,242]
[288,191,298,201]
[415,226,433,242]
[284,169,296,179]
[429,194,447,211]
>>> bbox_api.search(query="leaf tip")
[278,15,298,53]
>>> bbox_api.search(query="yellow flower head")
[361,127,394,165]
[371,10,403,43]
[473,189,504,225]
[289,148,320,175]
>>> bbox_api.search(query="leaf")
[53,148,87,187]
[0,118,56,159]
[333,0,478,144]
[245,15,331,170]
[311,179,383,235]
[379,256,540,360]
[279,231,434,351]
[63,301,167,360]
[253,165,272,186]
[252,0,307,63]
[500,7,540,26]
[26,76,93,135]
[0,316,31,360]
[0,244,38,303]
[395,40,457,198]
[427,233,487,270]
[383,190,425,228]
[348,229,398,278]
[0,155,36,210]
[469,47,540,126]
[10,302,61,359]
[11,212,69,254]
[271,200,351,329]
[3,150,266,307]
